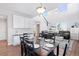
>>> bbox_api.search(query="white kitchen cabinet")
[24,17,29,28]
[12,35,20,46]
[28,19,35,28]
[24,18,35,28]
[13,15,31,28]
[70,28,79,40]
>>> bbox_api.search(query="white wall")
[46,4,79,31]
[0,18,7,40]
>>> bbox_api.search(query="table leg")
[63,44,67,56]
[21,43,24,56]
[57,44,59,56]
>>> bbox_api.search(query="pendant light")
[36,3,46,14]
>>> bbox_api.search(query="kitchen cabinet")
[70,28,79,40]
[13,15,31,28]
[12,35,20,46]
[28,19,35,28]
[24,17,29,28]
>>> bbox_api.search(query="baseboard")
[0,40,7,41]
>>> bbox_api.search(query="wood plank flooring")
[68,40,79,56]
[0,40,79,56]
[0,40,21,56]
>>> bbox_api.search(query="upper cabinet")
[24,17,29,28]
[13,15,31,28]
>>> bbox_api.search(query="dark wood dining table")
[33,42,59,56]
[23,33,59,56]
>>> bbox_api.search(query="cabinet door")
[70,28,79,40]
[13,15,25,28]
[71,33,78,40]
[24,18,34,28]
[13,36,20,46]
[24,17,29,28]
[28,19,35,28]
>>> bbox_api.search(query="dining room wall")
[46,10,79,31]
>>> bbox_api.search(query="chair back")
[23,33,29,40]
[24,39,37,56]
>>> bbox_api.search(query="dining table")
[25,36,59,56]
[33,42,59,56]
[22,31,70,56]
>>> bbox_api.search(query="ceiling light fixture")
[36,3,46,14]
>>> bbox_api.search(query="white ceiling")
[0,3,63,18]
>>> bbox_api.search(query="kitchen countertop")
[12,33,34,36]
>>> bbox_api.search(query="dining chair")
[47,50,56,56]
[24,39,39,56]
[26,43,39,56]
[59,31,70,42]
[42,33,55,43]
[23,33,29,40]
[23,33,28,37]
[20,33,30,56]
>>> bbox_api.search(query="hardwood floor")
[68,40,79,56]
[0,40,79,56]
[0,40,7,56]
[0,40,21,56]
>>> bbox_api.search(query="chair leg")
[63,44,67,56]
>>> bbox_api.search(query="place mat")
[34,44,40,48]
[45,43,54,47]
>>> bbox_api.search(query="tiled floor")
[0,40,79,56]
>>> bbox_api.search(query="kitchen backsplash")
[13,28,33,35]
